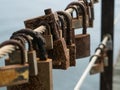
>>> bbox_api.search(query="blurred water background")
[0,0,120,90]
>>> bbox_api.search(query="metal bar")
[100,0,114,90]
[0,26,46,58]
[74,35,109,90]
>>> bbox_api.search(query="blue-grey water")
[0,0,120,90]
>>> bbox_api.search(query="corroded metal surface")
[7,59,53,90]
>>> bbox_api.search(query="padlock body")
[48,38,70,69]
[72,18,82,29]
[90,63,104,75]
[7,59,53,90]
[43,35,53,50]
[67,44,76,66]
[75,34,90,59]
[0,64,29,87]
[28,50,38,76]
[7,50,22,64]
[6,50,28,64]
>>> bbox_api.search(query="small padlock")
[98,43,109,67]
[57,11,76,66]
[7,33,53,90]
[39,21,53,50]
[65,5,82,29]
[90,55,104,75]
[74,2,90,59]
[0,40,29,87]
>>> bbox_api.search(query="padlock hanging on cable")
[89,54,104,75]
[44,9,70,70]
[8,29,53,90]
[0,40,29,87]
[10,33,38,76]
[74,2,90,59]
[65,1,90,28]
[57,11,76,66]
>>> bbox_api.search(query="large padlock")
[7,30,53,90]
[0,40,29,87]
[57,11,76,66]
[24,8,70,69]
[74,2,90,59]
[90,55,104,75]
[65,5,82,29]
[39,21,53,50]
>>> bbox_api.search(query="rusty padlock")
[65,1,89,28]
[65,5,82,29]
[74,2,90,59]
[57,11,76,66]
[12,33,38,76]
[44,9,70,69]
[0,40,29,87]
[7,32,53,90]
[90,55,104,75]
[39,21,53,50]
[24,9,60,42]
[57,15,70,64]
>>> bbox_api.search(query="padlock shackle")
[10,36,25,47]
[65,6,79,19]
[65,1,87,34]
[12,29,48,60]
[57,11,73,45]
[58,15,66,38]
[11,34,33,51]
[39,21,51,35]
[0,40,25,64]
